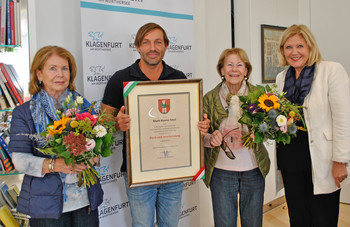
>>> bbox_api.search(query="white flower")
[76,96,84,105]
[93,125,107,138]
[276,115,287,126]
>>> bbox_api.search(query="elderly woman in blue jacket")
[9,46,103,227]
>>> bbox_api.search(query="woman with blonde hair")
[276,24,350,226]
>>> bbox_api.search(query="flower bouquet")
[37,94,116,188]
[238,84,305,150]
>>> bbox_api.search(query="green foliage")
[94,138,103,153]
[103,133,113,146]
[101,147,112,157]
[254,131,264,144]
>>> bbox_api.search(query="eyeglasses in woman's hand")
[220,127,239,160]
[221,140,236,159]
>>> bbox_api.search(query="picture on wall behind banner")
[261,24,287,83]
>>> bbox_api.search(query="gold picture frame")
[261,24,287,83]
[124,79,204,187]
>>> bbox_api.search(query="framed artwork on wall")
[261,24,287,83]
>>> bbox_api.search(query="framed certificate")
[124,79,204,187]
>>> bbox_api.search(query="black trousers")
[281,170,340,227]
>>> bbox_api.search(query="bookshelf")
[0,1,29,225]
[0,0,30,101]
[0,0,28,173]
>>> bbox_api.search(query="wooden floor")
[244,202,350,227]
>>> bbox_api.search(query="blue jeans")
[210,168,265,227]
[30,206,99,227]
[124,175,184,227]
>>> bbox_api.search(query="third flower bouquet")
[38,93,116,188]
[238,84,305,150]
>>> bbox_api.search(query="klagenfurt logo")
[96,165,125,185]
[86,65,112,85]
[86,32,122,51]
[99,197,129,218]
[170,65,193,78]
[183,180,196,190]
[167,36,192,53]
[128,34,137,50]
[180,204,198,219]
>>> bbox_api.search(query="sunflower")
[258,94,280,112]
[48,116,72,135]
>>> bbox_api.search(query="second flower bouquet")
[238,84,305,150]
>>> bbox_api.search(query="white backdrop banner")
[80,1,199,226]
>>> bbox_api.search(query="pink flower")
[280,125,287,133]
[85,139,96,151]
[66,108,79,117]
[76,112,97,126]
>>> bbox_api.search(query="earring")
[221,75,225,80]
[244,75,248,81]
[38,80,42,85]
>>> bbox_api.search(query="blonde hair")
[216,48,252,80]
[29,46,77,95]
[278,24,323,67]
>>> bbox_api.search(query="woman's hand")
[89,156,100,166]
[42,158,90,175]
[198,114,210,136]
[210,130,223,147]
[332,161,348,188]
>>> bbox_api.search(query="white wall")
[234,0,303,207]
[193,1,231,226]
[26,0,350,226]
[310,0,350,204]
[28,0,84,92]
[310,0,350,73]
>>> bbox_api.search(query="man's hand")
[198,113,210,136]
[101,103,130,131]
[116,106,130,131]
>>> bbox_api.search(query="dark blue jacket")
[9,101,103,219]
